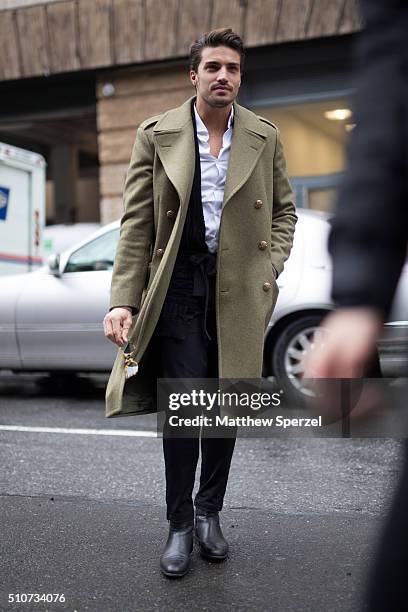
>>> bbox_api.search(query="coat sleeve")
[329,0,408,317]
[109,127,155,312]
[270,129,298,278]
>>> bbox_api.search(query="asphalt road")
[0,373,403,612]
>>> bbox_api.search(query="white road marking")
[0,425,157,437]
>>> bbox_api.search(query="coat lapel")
[152,97,195,211]
[152,96,269,211]
[222,102,268,209]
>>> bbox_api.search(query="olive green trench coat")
[105,96,297,418]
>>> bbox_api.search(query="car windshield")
[65,228,120,273]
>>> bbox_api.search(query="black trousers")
[155,265,236,527]
[366,439,408,611]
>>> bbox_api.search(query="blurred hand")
[103,307,133,347]
[303,308,383,379]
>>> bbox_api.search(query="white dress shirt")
[194,104,234,254]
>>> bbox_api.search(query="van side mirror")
[47,253,61,277]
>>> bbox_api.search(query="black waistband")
[169,251,217,341]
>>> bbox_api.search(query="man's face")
[190,45,242,108]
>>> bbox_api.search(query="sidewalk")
[0,495,377,612]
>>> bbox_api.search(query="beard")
[206,90,237,108]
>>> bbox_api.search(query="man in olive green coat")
[104,29,296,578]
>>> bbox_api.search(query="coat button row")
[254,199,263,209]
[263,282,272,291]
[258,240,268,250]
[156,248,164,257]
[166,209,177,220]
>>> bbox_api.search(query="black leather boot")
[195,511,228,560]
[160,523,194,578]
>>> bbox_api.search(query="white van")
[0,142,46,275]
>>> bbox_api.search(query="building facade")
[0,0,362,224]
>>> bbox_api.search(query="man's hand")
[303,308,383,379]
[103,307,133,347]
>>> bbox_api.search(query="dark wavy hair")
[189,28,245,73]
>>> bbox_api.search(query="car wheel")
[36,371,89,396]
[269,313,383,403]
[270,314,326,401]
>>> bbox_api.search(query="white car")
[0,210,406,396]
[43,223,101,255]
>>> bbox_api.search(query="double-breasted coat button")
[258,240,268,250]
[263,282,272,291]
[254,199,263,209]
[166,209,176,220]
[156,248,164,257]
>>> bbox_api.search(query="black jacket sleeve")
[329,0,408,318]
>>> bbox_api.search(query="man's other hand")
[103,307,133,347]
[303,308,383,379]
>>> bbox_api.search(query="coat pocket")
[265,269,280,329]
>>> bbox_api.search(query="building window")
[253,97,354,212]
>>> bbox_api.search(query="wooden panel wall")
[307,0,344,38]
[2,0,65,7]
[78,0,112,68]
[111,0,144,64]
[338,0,362,34]
[0,11,20,80]
[144,0,179,60]
[275,0,313,43]
[0,0,362,82]
[211,0,245,37]
[245,0,281,46]
[16,5,50,76]
[47,1,79,73]
[97,65,192,224]
[176,0,212,57]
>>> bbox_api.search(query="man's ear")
[189,70,197,86]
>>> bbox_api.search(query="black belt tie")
[188,251,217,342]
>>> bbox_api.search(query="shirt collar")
[194,103,234,136]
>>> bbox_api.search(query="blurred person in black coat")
[304,0,408,610]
